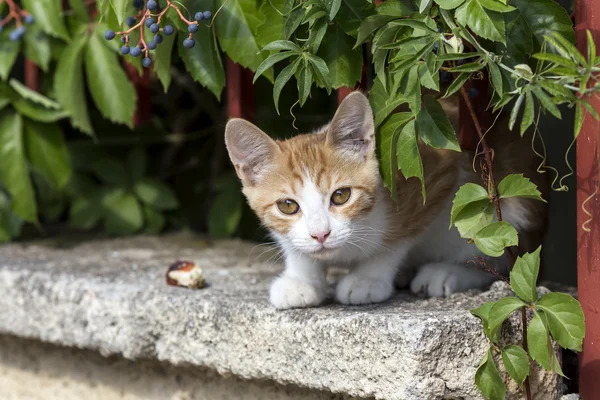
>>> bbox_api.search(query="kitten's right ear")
[225,118,279,185]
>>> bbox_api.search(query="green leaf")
[216,0,269,73]
[153,26,176,92]
[497,12,532,66]
[336,0,375,37]
[256,0,285,47]
[470,301,496,339]
[22,0,70,41]
[254,52,294,83]
[509,93,525,131]
[109,0,128,26]
[502,345,530,385]
[510,246,541,304]
[143,205,166,234]
[435,0,466,10]
[397,120,425,202]
[85,29,136,128]
[416,96,460,151]
[102,189,143,235]
[574,103,584,139]
[418,63,439,91]
[537,293,585,352]
[69,190,103,230]
[261,40,303,52]
[179,28,226,100]
[355,14,398,47]
[0,191,23,242]
[273,57,302,114]
[0,29,21,80]
[402,65,422,115]
[318,24,363,89]
[479,0,514,12]
[498,173,545,201]
[488,61,503,97]
[284,6,304,39]
[532,52,578,69]
[473,221,519,257]
[9,79,61,109]
[134,178,179,210]
[475,349,506,400]
[419,0,433,13]
[297,65,313,106]
[450,183,489,225]
[528,310,564,375]
[532,87,561,119]
[520,91,534,136]
[369,78,405,127]
[24,120,71,190]
[447,60,487,73]
[456,0,505,43]
[488,296,527,340]
[23,23,52,72]
[454,200,494,238]
[307,54,332,92]
[0,111,36,222]
[90,157,129,186]
[54,31,93,135]
[208,176,243,238]
[378,112,414,201]
[443,72,471,98]
[12,99,69,123]
[126,147,147,182]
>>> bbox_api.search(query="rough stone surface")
[0,232,562,400]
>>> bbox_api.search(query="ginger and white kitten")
[224,92,546,309]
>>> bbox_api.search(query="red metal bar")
[226,57,255,120]
[575,1,600,396]
[24,59,39,92]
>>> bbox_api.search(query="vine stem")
[459,86,533,400]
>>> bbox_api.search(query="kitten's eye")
[331,188,351,206]
[277,199,300,215]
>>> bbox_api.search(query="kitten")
[224,92,546,309]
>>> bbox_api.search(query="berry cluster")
[0,0,34,41]
[104,0,212,68]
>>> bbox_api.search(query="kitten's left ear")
[327,92,375,160]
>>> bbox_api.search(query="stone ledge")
[0,232,560,400]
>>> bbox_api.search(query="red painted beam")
[575,1,600,397]
[226,58,255,121]
[24,60,39,92]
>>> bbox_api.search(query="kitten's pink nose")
[310,231,331,244]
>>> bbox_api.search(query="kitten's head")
[225,92,381,260]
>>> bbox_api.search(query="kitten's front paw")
[335,274,394,305]
[269,276,326,309]
[410,264,458,298]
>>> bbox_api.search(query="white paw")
[335,274,394,305]
[269,276,326,309]
[410,264,459,298]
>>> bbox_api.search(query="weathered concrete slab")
[0,232,560,399]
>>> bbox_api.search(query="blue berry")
[188,23,198,33]
[104,29,116,40]
[163,24,174,35]
[145,17,155,28]
[121,45,130,55]
[147,40,156,50]
[147,0,157,10]
[433,42,439,53]
[142,57,152,68]
[9,26,25,41]
[150,23,160,33]
[203,11,212,20]
[121,36,126,43]
[130,47,142,57]
[154,34,163,44]
[133,0,144,9]
[195,12,204,21]
[468,88,479,98]
[183,38,195,48]
[126,16,136,27]
[23,15,34,24]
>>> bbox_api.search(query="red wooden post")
[123,62,152,127]
[226,58,255,121]
[575,1,600,397]
[24,59,39,92]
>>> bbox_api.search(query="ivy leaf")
[0,191,23,243]
[528,310,565,375]
[0,110,36,222]
[54,31,93,135]
[254,52,295,83]
[509,93,525,131]
[396,120,425,202]
[510,246,541,304]
[69,189,103,230]
[178,29,225,100]
[216,0,269,72]
[532,87,561,119]
[450,183,489,226]
[355,14,399,47]
[109,0,128,26]
[401,65,422,115]
[443,72,471,98]
[143,205,166,234]
[475,348,506,400]
[536,293,585,352]
[498,174,545,201]
[256,0,285,47]
[455,0,505,43]
[101,188,144,235]
[8,80,60,111]
[208,176,243,238]
[12,99,69,123]
[501,345,530,385]
[369,78,405,127]
[297,64,313,106]
[520,91,534,136]
[85,29,136,128]
[416,96,460,151]
[90,157,129,186]
[473,221,519,257]
[23,23,52,72]
[574,103,584,138]
[134,178,179,210]
[434,0,466,9]
[23,119,71,190]
[488,61,503,97]
[318,24,363,89]
[22,0,70,41]
[479,0,514,12]
[336,0,375,36]
[470,301,497,340]
[378,112,414,201]
[454,200,494,238]
[273,57,302,114]
[306,54,332,93]
[497,12,533,66]
[0,28,21,80]
[153,26,176,93]
[126,147,147,182]
[488,296,527,341]
[284,6,305,39]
